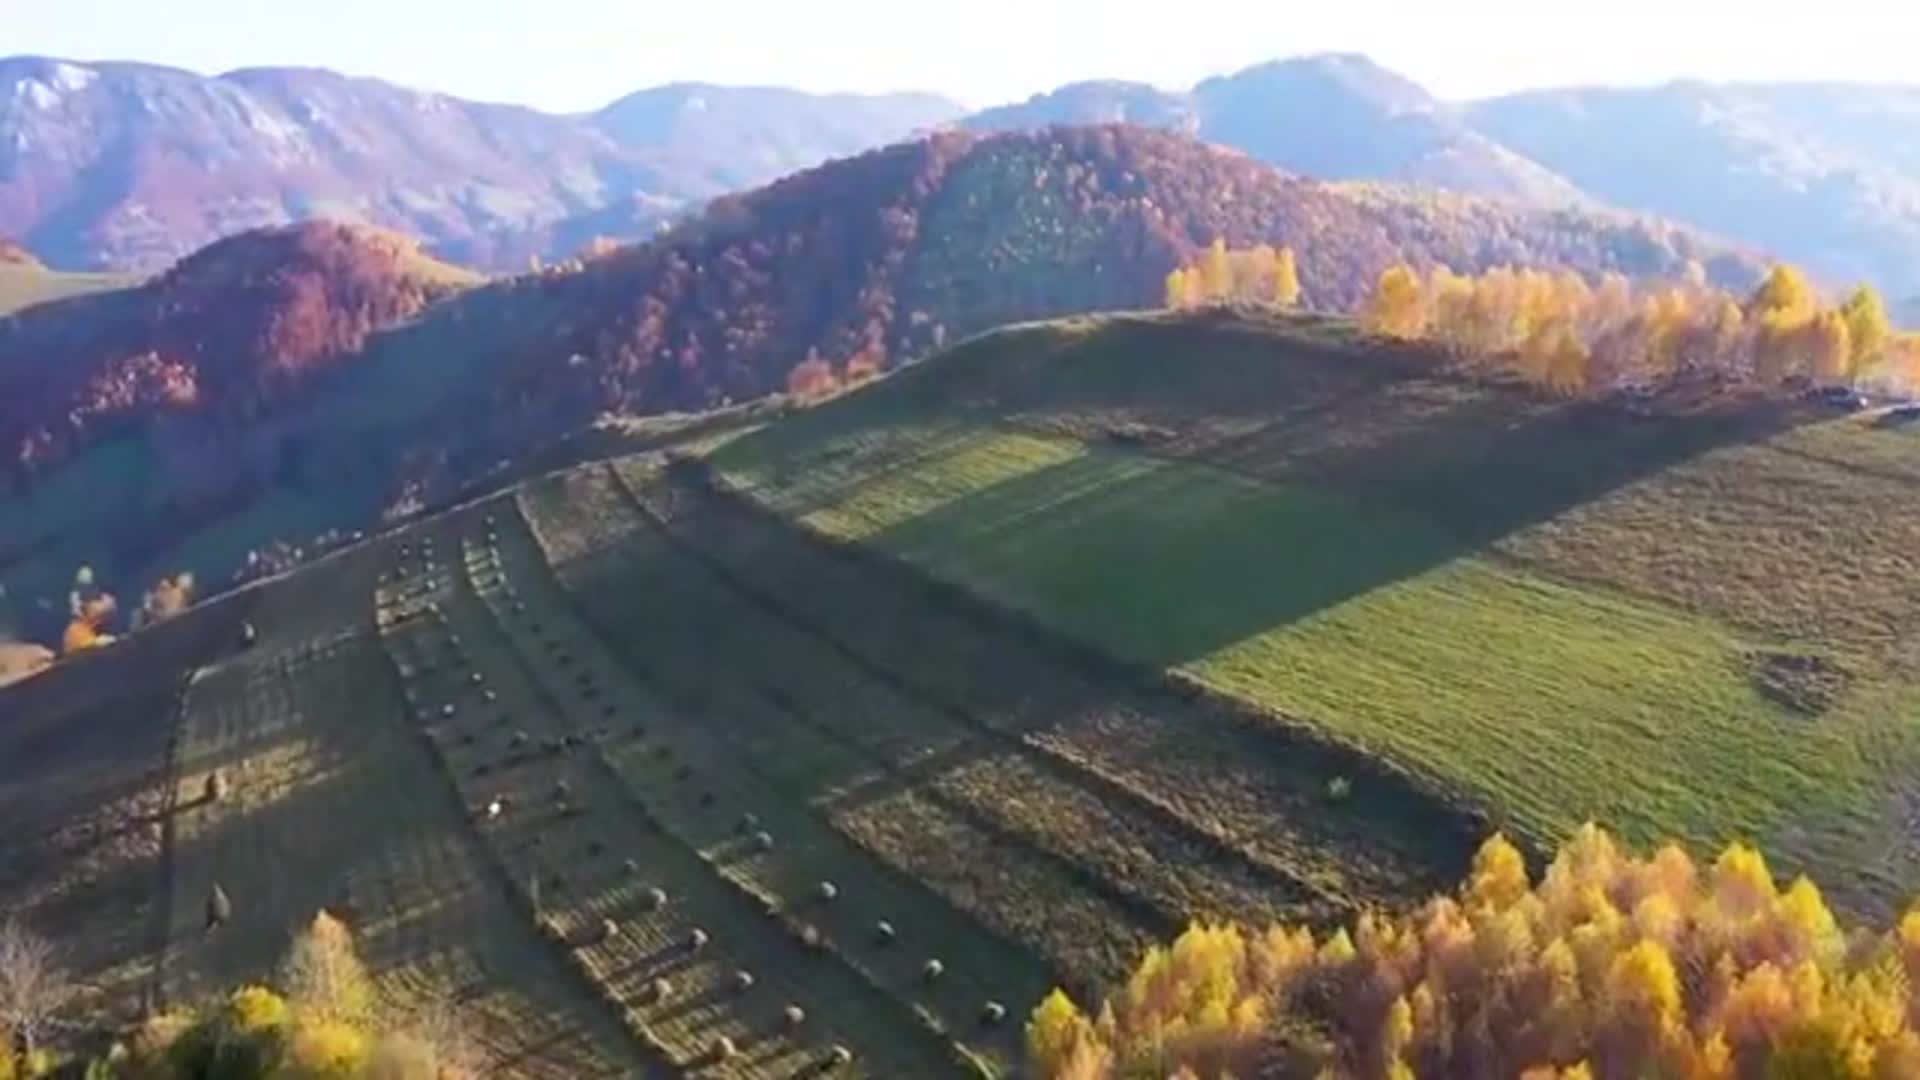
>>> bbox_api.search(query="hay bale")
[649,977,672,1002]
[600,918,619,942]
[922,958,944,982]
[687,927,709,951]
[622,859,640,876]
[708,1036,736,1063]
[469,671,484,686]
[643,886,668,910]
[874,920,895,945]
[440,703,456,718]
[981,1001,1007,1026]
[752,830,774,853]
[816,880,838,902]
[731,969,755,993]
[826,1045,854,1068]
[783,1004,806,1028]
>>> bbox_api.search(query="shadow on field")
[852,386,1811,671]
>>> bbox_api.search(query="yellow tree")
[1234,245,1279,302]
[1748,264,1819,329]
[1807,310,1854,382]
[1273,247,1301,308]
[1364,264,1426,339]
[281,911,373,1023]
[1839,285,1892,371]
[1163,267,1190,310]
[1198,238,1233,302]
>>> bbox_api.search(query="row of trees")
[1358,260,1918,396]
[1028,826,1920,1078]
[1164,239,1302,310]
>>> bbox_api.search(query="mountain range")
[4,52,1919,297]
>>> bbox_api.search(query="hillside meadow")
[708,311,1920,916]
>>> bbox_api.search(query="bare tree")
[0,918,70,1063]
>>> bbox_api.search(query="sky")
[9,0,1919,111]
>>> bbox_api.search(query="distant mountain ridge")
[1466,82,1920,296]
[3,52,1919,294]
[0,56,960,272]
[969,55,1591,207]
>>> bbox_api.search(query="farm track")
[518,467,1160,990]
[378,503,982,1077]
[622,459,1458,907]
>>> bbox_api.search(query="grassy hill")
[704,311,1920,916]
[8,308,1920,1072]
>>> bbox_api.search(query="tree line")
[1027,826,1920,1078]
[1164,239,1302,310]
[1356,260,1918,397]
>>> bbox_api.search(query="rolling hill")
[0,126,1758,644]
[7,308,1919,1075]
[0,56,958,272]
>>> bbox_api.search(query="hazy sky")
[10,0,1919,110]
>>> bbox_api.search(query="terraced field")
[377,499,1007,1076]
[708,312,1920,916]
[515,459,1474,992]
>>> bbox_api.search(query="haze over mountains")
[4,51,1919,298]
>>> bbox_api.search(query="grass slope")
[709,311,1920,915]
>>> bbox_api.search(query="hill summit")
[0,221,479,476]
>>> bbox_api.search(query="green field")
[709,311,1920,915]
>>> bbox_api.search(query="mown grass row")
[515,467,1156,993]
[378,512,949,1077]
[632,458,1468,905]
[615,464,1371,924]
[460,508,1019,1075]
[162,545,637,1079]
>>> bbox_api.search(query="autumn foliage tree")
[1165,240,1305,310]
[1030,826,1920,1079]
[120,909,474,1079]
[1360,260,1915,398]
